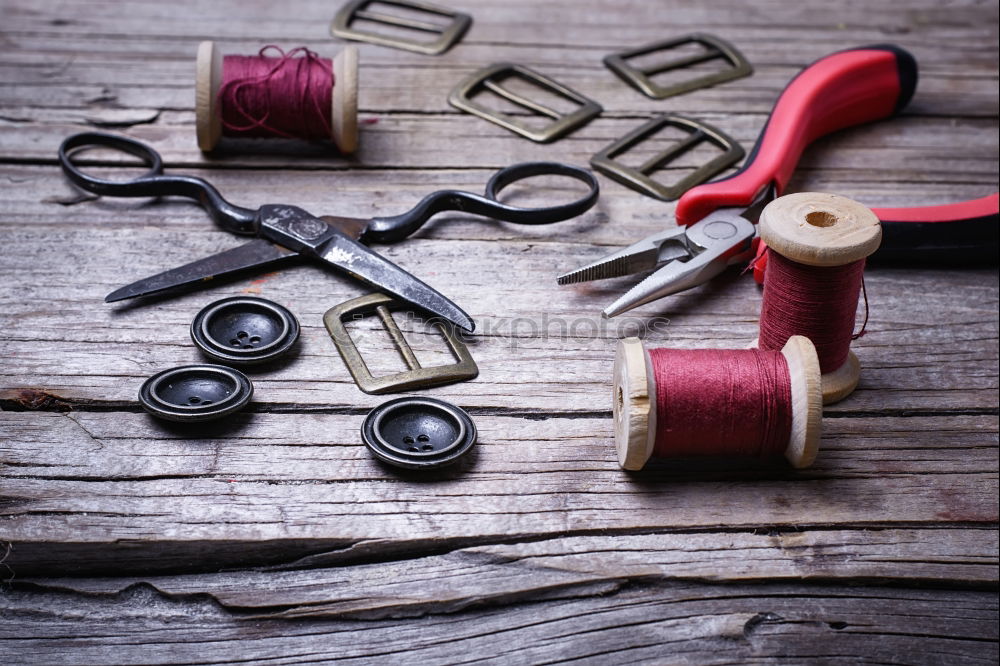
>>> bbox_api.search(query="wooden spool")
[757,192,882,404]
[612,335,823,471]
[195,41,359,154]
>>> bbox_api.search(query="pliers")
[558,44,1000,317]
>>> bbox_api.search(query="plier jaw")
[558,179,776,317]
[556,225,692,287]
[558,209,757,318]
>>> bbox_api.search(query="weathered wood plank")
[2,0,997,76]
[1,1,997,167]
[1,0,997,660]
[17,528,998,619]
[1,209,995,412]
[1,581,996,665]
[2,113,997,172]
[1,164,997,417]
[4,166,998,238]
[1,412,995,574]
[0,47,995,118]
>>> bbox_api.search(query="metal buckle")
[330,0,471,56]
[590,115,744,201]
[448,63,603,143]
[324,293,478,395]
[604,34,753,100]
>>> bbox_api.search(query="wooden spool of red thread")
[612,336,823,470]
[757,193,882,404]
[195,41,359,153]
[613,336,822,471]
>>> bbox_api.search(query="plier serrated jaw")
[556,226,692,286]
[558,210,757,318]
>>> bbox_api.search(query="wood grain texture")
[15,528,999,617]
[2,582,997,665]
[1,410,996,576]
[0,0,997,663]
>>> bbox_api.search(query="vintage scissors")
[59,132,600,332]
[558,45,1000,317]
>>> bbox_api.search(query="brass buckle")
[448,63,603,143]
[330,0,472,56]
[590,115,744,201]
[604,34,753,100]
[324,293,479,395]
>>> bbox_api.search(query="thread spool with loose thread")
[613,335,822,471]
[195,41,359,153]
[756,193,882,404]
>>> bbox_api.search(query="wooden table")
[2,1,997,662]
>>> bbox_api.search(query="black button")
[139,364,253,422]
[362,397,477,469]
[191,296,299,366]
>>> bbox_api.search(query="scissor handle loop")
[364,161,599,243]
[57,132,257,234]
[59,132,167,195]
[483,161,600,223]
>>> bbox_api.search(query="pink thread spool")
[757,192,882,404]
[612,336,822,471]
[195,41,359,153]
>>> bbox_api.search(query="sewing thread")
[759,250,866,373]
[217,46,334,140]
[649,347,793,458]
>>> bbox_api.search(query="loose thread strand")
[217,45,334,140]
[853,276,869,340]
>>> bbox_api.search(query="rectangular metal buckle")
[448,62,603,143]
[604,33,753,100]
[590,114,745,201]
[324,293,479,395]
[330,0,471,56]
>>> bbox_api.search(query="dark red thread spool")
[613,336,822,471]
[195,41,359,153]
[757,193,882,404]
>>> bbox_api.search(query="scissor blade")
[316,233,476,332]
[106,239,299,302]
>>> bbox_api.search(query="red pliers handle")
[674,44,999,279]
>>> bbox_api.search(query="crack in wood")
[2,392,997,420]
